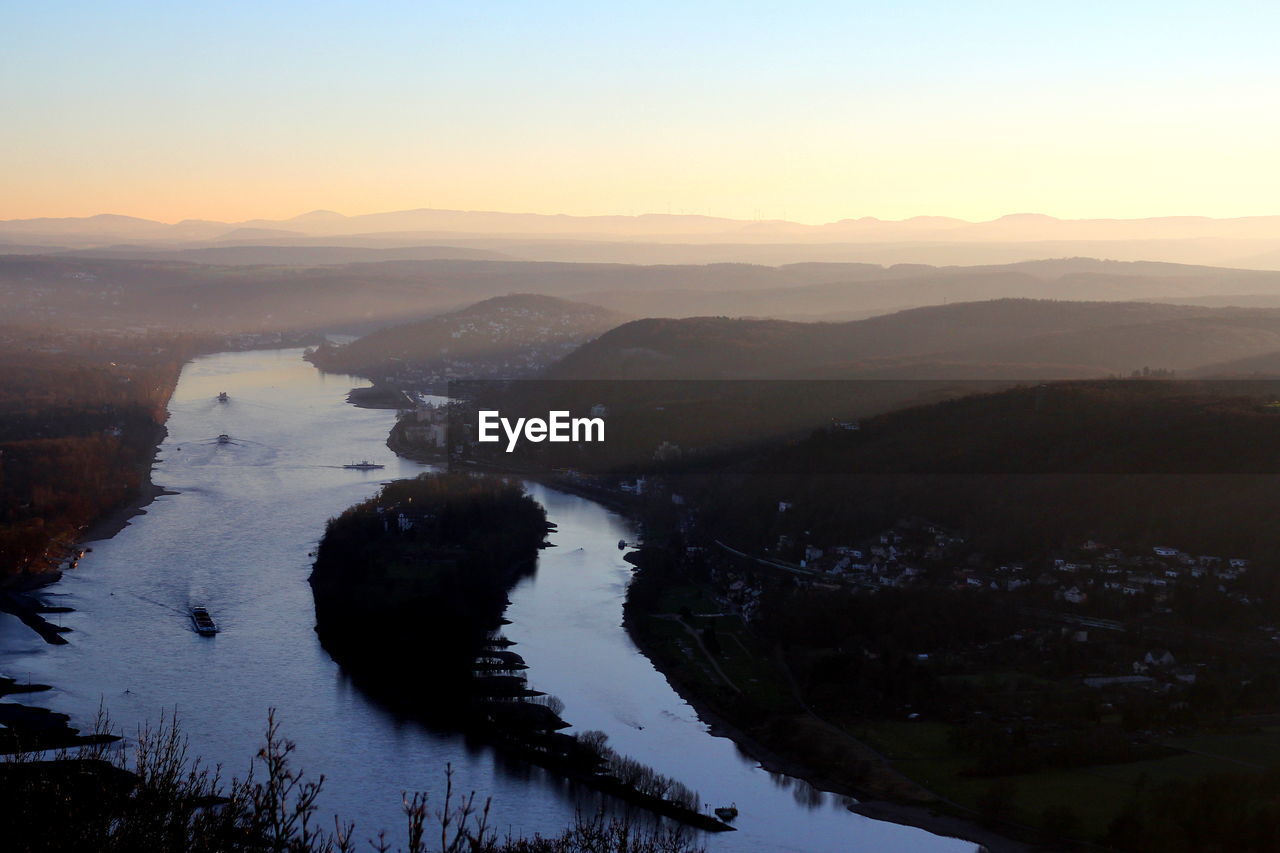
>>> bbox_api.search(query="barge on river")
[190,606,218,636]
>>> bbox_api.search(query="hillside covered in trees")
[547,299,1280,380]
[0,327,196,588]
[309,472,549,702]
[681,379,1280,564]
[611,379,1280,847]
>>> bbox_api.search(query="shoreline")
[616,561,1031,853]
[81,422,178,547]
[0,367,182,756]
[309,475,732,833]
[0,420,177,642]
[380,430,1031,851]
[14,354,1022,846]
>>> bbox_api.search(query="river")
[0,348,974,852]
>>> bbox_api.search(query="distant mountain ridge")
[573,258,1280,321]
[9,208,1280,247]
[59,244,512,265]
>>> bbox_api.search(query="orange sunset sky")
[4,1,1279,224]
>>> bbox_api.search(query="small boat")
[190,606,218,636]
[216,391,229,402]
[714,804,738,822]
[343,460,385,470]
[618,539,627,550]
[216,434,232,444]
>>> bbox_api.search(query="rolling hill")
[13,250,1280,341]
[309,294,629,384]
[546,299,1272,380]
[571,259,1280,321]
[684,379,1280,565]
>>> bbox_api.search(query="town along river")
[0,348,975,852]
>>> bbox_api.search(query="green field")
[644,582,794,713]
[857,720,1280,841]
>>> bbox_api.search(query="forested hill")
[0,328,198,584]
[546,299,1280,380]
[686,379,1280,564]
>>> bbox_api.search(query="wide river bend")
[0,348,973,853]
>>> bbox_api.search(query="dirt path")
[653,614,742,693]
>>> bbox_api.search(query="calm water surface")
[0,348,973,852]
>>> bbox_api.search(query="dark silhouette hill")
[546,300,1273,380]
[686,380,1280,563]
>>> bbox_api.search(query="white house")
[1062,586,1088,604]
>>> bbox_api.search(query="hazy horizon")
[13,206,1280,228]
[7,2,1280,223]
[17,204,1280,269]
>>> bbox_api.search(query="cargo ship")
[190,606,218,636]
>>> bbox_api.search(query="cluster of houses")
[785,521,970,589]
[711,564,765,623]
[330,304,610,391]
[398,401,450,450]
[698,522,1256,697]
[1,276,116,322]
[1067,546,1251,603]
[221,330,318,351]
[371,340,583,389]
[742,518,1259,618]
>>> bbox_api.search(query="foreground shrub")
[0,708,703,853]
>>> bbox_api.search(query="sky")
[3,1,1280,224]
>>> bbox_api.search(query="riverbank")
[385,453,1023,847]
[309,472,733,834]
[387,422,640,516]
[379,427,1015,847]
[0,410,176,629]
[0,367,181,757]
[620,546,1036,852]
[1,345,749,848]
[0,677,120,754]
[82,423,179,546]
[345,383,414,409]
[377,409,1020,846]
